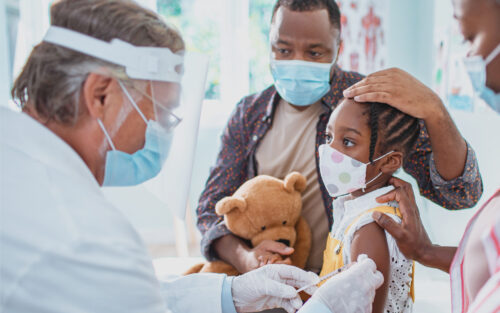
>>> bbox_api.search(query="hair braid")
[363,101,421,160]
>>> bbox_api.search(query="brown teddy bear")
[186,172,312,276]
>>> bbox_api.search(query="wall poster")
[336,0,389,75]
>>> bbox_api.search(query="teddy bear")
[185,172,312,276]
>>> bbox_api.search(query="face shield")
[43,26,209,188]
[120,79,182,132]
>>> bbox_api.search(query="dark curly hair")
[272,0,341,34]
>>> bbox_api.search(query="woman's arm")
[418,245,457,273]
[350,222,390,313]
[372,177,457,273]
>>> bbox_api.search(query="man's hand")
[343,68,445,121]
[372,177,456,272]
[231,264,318,313]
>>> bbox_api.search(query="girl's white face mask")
[318,144,393,198]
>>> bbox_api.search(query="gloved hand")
[231,264,318,313]
[310,254,384,313]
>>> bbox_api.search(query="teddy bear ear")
[283,172,307,193]
[215,196,247,216]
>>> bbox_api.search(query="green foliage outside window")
[157,0,277,99]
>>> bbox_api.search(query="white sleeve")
[159,273,227,313]
[4,239,168,313]
[4,238,223,313]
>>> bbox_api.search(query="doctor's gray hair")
[11,0,184,125]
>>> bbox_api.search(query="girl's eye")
[278,48,290,55]
[325,133,333,144]
[343,138,355,147]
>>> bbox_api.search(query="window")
[158,0,222,100]
[249,0,274,94]
[158,0,276,116]
[5,0,20,85]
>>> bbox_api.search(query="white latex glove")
[231,264,319,313]
[310,255,384,313]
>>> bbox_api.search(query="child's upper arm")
[350,222,390,313]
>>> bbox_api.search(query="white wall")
[385,0,435,85]
[0,0,10,107]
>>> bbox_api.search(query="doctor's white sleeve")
[2,237,228,313]
[159,274,237,313]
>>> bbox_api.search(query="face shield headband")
[43,26,184,83]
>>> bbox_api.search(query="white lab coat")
[0,107,227,313]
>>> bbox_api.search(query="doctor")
[344,0,500,311]
[0,0,383,313]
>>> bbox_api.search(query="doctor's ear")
[379,151,403,174]
[215,197,247,216]
[82,73,116,119]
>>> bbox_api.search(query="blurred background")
[1,1,499,312]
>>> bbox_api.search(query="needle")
[296,264,349,293]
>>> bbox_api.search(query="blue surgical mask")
[271,59,333,106]
[98,83,174,186]
[463,43,500,113]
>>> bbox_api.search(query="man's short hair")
[271,0,341,31]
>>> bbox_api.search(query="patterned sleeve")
[196,99,250,261]
[403,121,483,210]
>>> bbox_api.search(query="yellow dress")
[320,186,415,312]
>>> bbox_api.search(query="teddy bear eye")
[261,226,266,231]
[282,221,287,225]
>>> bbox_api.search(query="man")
[344,0,500,311]
[197,0,483,275]
[0,1,384,313]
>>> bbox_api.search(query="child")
[318,98,421,313]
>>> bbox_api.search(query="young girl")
[318,98,421,313]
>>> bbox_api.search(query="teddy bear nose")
[276,239,290,247]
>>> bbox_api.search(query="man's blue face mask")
[270,59,334,106]
[97,81,180,186]
[463,43,500,114]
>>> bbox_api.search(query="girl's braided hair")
[367,102,421,163]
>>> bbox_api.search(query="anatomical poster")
[335,0,388,75]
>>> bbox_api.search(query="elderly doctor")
[0,1,383,313]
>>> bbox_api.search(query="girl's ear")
[379,151,403,174]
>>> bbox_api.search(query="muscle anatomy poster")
[336,0,388,75]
